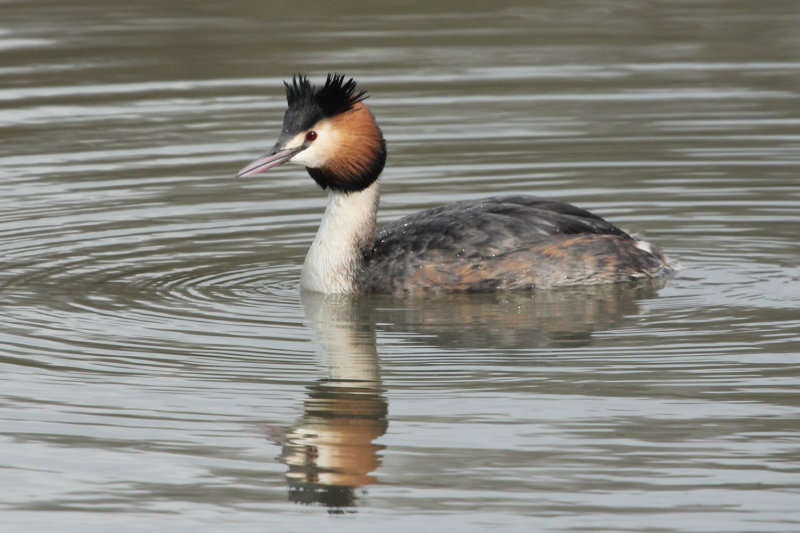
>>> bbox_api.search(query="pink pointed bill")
[236,146,304,177]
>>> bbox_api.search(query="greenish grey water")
[1,1,799,532]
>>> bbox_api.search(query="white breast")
[300,180,380,294]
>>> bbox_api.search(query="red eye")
[305,131,317,142]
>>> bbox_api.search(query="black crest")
[284,73,368,119]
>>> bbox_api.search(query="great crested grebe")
[238,74,674,294]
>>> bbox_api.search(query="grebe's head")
[237,74,386,193]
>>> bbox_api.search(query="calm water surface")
[1,1,799,531]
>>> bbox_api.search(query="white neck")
[300,180,380,294]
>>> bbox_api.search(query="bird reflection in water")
[280,378,387,509]
[264,280,667,510]
[265,293,387,511]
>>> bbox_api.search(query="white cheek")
[290,143,327,167]
[288,122,337,168]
